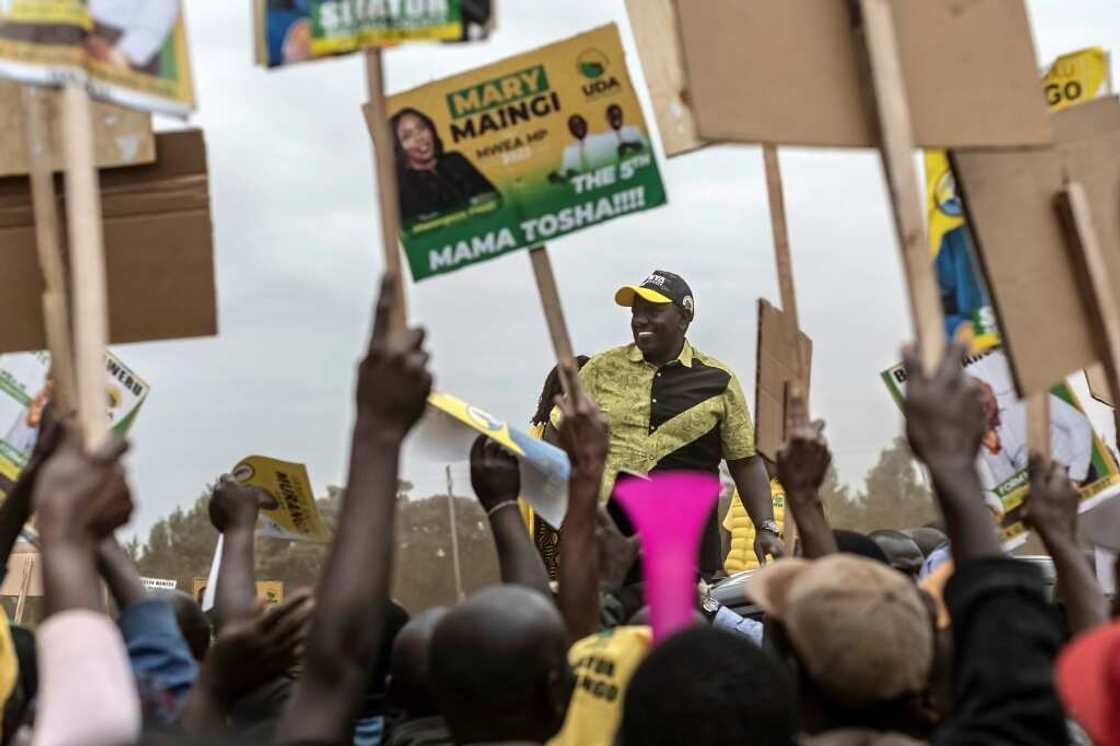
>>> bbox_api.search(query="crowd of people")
[0,272,1117,746]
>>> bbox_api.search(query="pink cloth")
[34,610,141,746]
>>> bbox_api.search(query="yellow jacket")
[722,478,785,574]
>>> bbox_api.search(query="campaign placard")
[373,24,667,280]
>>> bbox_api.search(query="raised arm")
[776,398,837,559]
[469,435,551,598]
[1023,454,1107,635]
[906,346,1067,746]
[902,345,1001,564]
[33,425,141,746]
[182,589,314,739]
[278,275,432,744]
[96,537,148,610]
[0,415,62,568]
[555,368,609,642]
[208,475,263,631]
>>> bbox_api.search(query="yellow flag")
[1043,47,1110,112]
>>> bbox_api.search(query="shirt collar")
[627,339,694,368]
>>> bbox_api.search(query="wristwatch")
[701,594,722,622]
[758,519,782,537]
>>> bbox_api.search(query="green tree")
[133,494,219,594]
[860,436,937,531]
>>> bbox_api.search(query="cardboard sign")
[0,0,195,117]
[622,0,703,157]
[253,0,493,67]
[754,299,812,461]
[881,348,1120,549]
[924,47,1112,355]
[673,0,1049,148]
[370,24,667,281]
[232,456,328,543]
[256,580,284,608]
[0,80,154,177]
[0,129,217,354]
[0,349,147,494]
[417,391,571,528]
[1086,364,1114,408]
[951,96,1120,396]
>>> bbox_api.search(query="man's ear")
[677,308,691,333]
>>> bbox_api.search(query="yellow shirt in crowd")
[548,625,653,746]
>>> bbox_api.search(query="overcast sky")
[115,0,1120,542]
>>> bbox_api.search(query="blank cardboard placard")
[0,130,216,353]
[1086,364,1115,408]
[755,299,813,461]
[952,96,1120,397]
[0,81,155,177]
[675,0,1050,148]
[623,0,704,156]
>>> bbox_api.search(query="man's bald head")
[429,586,573,744]
[387,607,447,718]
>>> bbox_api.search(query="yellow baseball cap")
[615,271,694,317]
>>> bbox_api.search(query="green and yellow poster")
[0,0,195,116]
[374,24,668,281]
[255,0,493,68]
[881,348,1120,549]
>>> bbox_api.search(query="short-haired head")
[429,586,572,744]
[387,607,448,718]
[619,626,798,746]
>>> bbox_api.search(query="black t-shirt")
[932,557,1069,745]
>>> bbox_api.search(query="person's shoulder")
[585,345,635,369]
[690,347,738,377]
[441,150,472,166]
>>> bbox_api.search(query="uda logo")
[467,405,503,433]
[933,168,962,218]
[577,48,621,98]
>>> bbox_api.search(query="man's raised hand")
[470,435,521,512]
[777,396,831,497]
[1023,453,1079,542]
[355,274,432,440]
[902,343,986,470]
[209,474,265,534]
[553,364,608,480]
[33,424,132,546]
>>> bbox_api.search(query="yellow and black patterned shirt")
[554,341,756,503]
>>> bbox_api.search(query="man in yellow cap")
[549,270,782,577]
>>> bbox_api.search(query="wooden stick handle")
[61,84,110,449]
[364,48,407,332]
[22,86,77,414]
[528,246,576,395]
[850,0,946,373]
[762,144,808,418]
[1056,182,1120,407]
[1028,393,1051,461]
